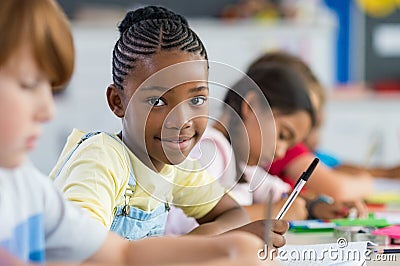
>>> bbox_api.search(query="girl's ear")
[106,85,125,118]
[241,90,258,121]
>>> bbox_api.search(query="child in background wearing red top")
[250,51,372,219]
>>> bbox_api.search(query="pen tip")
[301,158,319,181]
[310,158,319,170]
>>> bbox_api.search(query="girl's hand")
[273,197,308,221]
[227,219,289,248]
[308,197,366,219]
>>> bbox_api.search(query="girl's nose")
[164,105,193,130]
[274,141,289,160]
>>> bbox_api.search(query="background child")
[249,51,371,218]
[50,5,288,245]
[215,63,315,216]
[0,1,275,264]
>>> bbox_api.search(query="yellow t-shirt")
[50,129,225,228]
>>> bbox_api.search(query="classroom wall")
[322,96,400,167]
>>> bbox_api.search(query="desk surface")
[259,177,400,265]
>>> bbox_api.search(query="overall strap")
[122,168,137,215]
[54,131,101,178]
[54,130,135,190]
[104,133,137,190]
[98,133,138,215]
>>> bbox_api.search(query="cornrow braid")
[112,6,208,90]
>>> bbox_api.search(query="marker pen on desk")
[276,158,319,220]
[374,249,400,254]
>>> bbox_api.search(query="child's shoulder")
[0,160,46,186]
[0,161,52,213]
[64,129,123,153]
[49,129,129,180]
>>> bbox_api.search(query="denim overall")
[55,132,169,240]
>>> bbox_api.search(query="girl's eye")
[147,97,166,107]
[20,81,39,90]
[190,96,207,106]
[279,132,290,141]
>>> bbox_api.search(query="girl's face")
[0,45,54,168]
[242,98,312,165]
[273,110,312,160]
[121,51,208,171]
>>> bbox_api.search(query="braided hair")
[112,6,208,90]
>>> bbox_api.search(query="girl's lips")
[26,135,38,150]
[157,136,195,151]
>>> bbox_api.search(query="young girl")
[50,6,288,245]
[250,51,371,218]
[0,1,275,264]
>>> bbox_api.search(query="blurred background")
[32,0,400,174]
